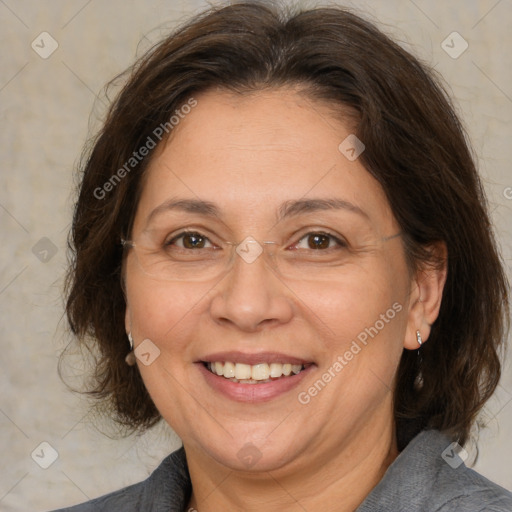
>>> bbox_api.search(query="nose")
[209,247,294,332]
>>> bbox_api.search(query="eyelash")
[165,230,348,251]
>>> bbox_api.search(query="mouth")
[197,351,316,402]
[203,361,313,384]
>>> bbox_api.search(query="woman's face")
[124,87,421,472]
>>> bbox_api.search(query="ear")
[125,302,132,336]
[404,241,448,350]
[121,264,131,336]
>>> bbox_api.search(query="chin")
[209,443,300,473]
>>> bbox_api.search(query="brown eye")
[166,232,213,250]
[307,233,330,249]
[293,231,347,251]
[182,233,207,249]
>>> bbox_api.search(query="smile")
[197,351,316,402]
[205,361,311,384]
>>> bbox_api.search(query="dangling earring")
[416,330,423,347]
[125,332,136,366]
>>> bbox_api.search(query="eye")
[293,232,347,250]
[166,231,214,250]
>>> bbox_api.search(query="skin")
[124,87,447,512]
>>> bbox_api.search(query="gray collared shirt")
[51,429,512,511]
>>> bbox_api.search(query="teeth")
[223,361,235,378]
[207,361,306,381]
[269,363,283,378]
[291,364,302,375]
[235,363,252,380]
[251,363,270,380]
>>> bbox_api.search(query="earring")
[125,332,136,366]
[416,330,423,346]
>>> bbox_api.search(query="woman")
[55,1,512,510]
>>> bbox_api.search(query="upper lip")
[198,351,313,366]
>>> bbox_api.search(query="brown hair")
[64,1,509,448]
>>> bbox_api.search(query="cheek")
[314,262,405,342]
[125,265,208,352]
[313,256,408,387]
[124,273,210,410]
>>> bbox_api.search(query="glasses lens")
[130,231,233,281]
[127,230,401,282]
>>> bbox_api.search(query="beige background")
[1,0,511,510]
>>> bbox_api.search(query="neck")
[185,420,398,512]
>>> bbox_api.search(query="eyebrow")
[146,197,370,226]
[277,198,370,222]
[146,198,220,226]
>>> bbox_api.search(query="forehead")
[133,87,396,233]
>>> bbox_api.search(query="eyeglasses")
[121,229,402,282]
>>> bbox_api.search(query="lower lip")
[196,363,315,403]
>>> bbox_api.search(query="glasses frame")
[120,231,402,282]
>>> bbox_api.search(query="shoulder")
[358,430,512,512]
[49,446,190,512]
[432,451,512,512]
